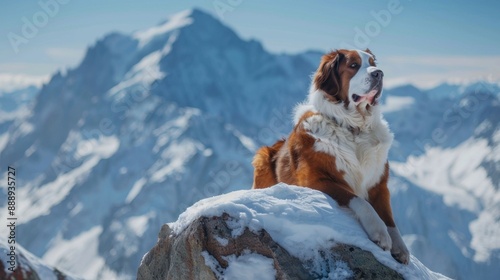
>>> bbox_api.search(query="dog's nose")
[371,69,384,80]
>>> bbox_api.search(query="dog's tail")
[252,139,285,189]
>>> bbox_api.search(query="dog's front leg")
[309,180,392,253]
[387,226,409,264]
[296,156,396,258]
[348,196,392,252]
[368,170,410,265]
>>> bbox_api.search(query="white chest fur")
[302,113,393,199]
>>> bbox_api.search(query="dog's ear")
[365,48,376,62]
[313,51,343,101]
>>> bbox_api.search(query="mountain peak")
[132,8,225,49]
[188,7,218,19]
[133,9,193,48]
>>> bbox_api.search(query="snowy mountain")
[0,85,39,152]
[0,8,498,280]
[0,237,78,279]
[0,86,38,113]
[383,83,500,279]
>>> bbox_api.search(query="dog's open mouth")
[352,87,382,107]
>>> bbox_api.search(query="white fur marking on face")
[348,51,377,101]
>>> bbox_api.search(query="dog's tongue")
[358,89,378,104]
[364,89,379,104]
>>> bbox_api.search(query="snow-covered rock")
[138,184,448,280]
[0,237,78,280]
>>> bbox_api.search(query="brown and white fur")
[252,49,410,264]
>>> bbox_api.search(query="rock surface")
[0,239,73,280]
[138,215,403,280]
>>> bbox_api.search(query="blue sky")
[1,0,499,90]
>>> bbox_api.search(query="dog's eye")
[350,63,359,68]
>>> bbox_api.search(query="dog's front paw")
[388,227,410,264]
[367,225,392,251]
[391,248,410,265]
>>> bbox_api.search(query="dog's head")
[313,49,383,112]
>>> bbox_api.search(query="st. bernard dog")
[252,49,410,264]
